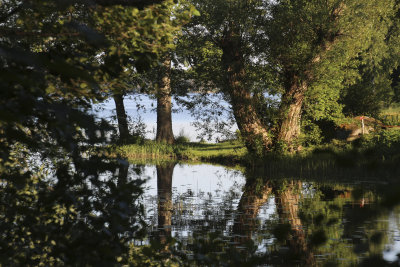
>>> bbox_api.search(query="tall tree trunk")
[156,57,174,144]
[113,93,130,143]
[275,77,307,152]
[221,30,272,153]
[274,28,338,153]
[156,162,176,249]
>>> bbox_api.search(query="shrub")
[175,135,190,144]
[356,129,400,162]
[175,129,190,144]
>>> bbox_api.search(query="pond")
[3,161,400,266]
[137,163,400,266]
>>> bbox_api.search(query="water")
[134,163,400,266]
[92,94,237,142]
[3,161,400,266]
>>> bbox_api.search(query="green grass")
[117,140,247,165]
[380,104,400,126]
[118,141,180,159]
[184,141,247,162]
[381,103,400,116]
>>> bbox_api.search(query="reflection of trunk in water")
[156,163,176,248]
[274,181,315,266]
[233,180,273,244]
[117,161,129,185]
[233,179,314,265]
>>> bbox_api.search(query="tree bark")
[273,17,341,153]
[113,92,130,143]
[275,77,307,152]
[156,57,175,144]
[221,29,272,153]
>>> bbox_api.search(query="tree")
[93,2,175,142]
[93,0,196,143]
[336,0,400,117]
[388,1,400,104]
[156,55,175,143]
[113,92,131,142]
[341,68,394,117]
[0,0,174,263]
[266,1,396,149]
[183,0,397,153]
[154,1,199,144]
[180,0,272,153]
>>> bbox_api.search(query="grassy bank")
[115,128,400,174]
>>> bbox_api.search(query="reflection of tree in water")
[149,164,246,265]
[231,179,314,265]
[286,183,396,266]
[273,181,315,265]
[156,162,176,248]
[233,179,272,242]
[130,162,400,266]
[169,174,400,266]
[0,159,147,266]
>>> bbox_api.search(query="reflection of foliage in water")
[0,157,148,265]
[144,164,400,266]
[5,155,400,266]
[296,184,386,266]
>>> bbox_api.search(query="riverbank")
[115,128,400,177]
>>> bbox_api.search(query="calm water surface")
[136,163,400,266]
[3,161,400,266]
